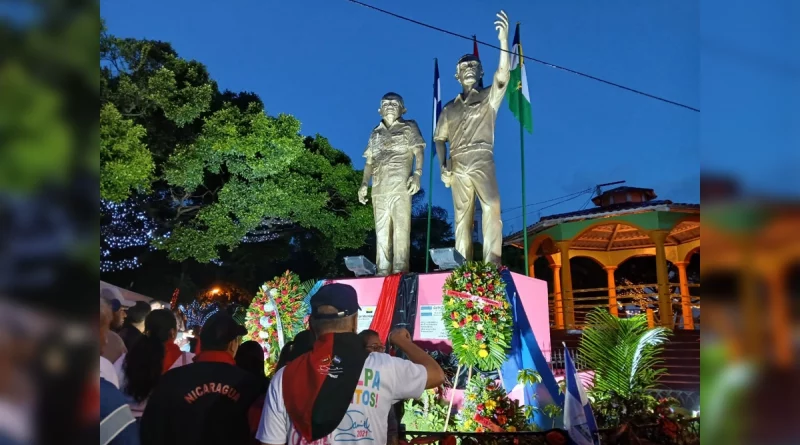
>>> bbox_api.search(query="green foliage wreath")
[442,262,512,371]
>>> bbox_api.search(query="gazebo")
[505,186,700,329]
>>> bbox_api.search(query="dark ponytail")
[122,309,177,402]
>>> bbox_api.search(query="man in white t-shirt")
[257,283,445,445]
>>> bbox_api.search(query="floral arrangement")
[442,261,512,371]
[458,375,529,433]
[243,271,309,371]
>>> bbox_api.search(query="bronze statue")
[359,93,425,275]
[434,11,510,267]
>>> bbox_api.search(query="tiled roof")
[504,200,700,244]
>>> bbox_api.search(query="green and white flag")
[507,23,533,133]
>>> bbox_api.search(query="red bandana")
[194,351,236,365]
[162,342,182,374]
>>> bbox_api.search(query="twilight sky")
[102,0,702,234]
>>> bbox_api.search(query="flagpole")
[425,58,437,273]
[517,24,530,277]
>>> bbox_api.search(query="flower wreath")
[442,261,512,371]
[243,271,309,371]
[458,375,528,433]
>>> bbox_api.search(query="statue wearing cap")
[434,10,511,266]
[359,92,426,275]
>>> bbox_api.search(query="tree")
[409,190,454,272]
[100,26,373,266]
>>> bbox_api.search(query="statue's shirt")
[363,118,425,196]
[434,81,508,157]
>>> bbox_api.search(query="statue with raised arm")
[359,93,425,276]
[434,10,510,266]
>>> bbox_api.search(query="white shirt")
[257,352,427,445]
[100,356,119,388]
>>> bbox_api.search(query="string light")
[100,199,157,273]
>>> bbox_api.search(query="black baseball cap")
[310,283,361,319]
[200,312,248,350]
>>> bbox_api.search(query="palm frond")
[298,279,317,297]
[579,308,671,397]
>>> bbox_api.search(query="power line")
[346,0,700,113]
[501,188,592,214]
[503,191,590,223]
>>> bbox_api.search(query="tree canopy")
[99,25,456,298]
[100,24,372,265]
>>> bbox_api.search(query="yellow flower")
[464,419,472,428]
[467,394,476,401]
[507,426,517,432]
[451,321,459,328]
[479,349,489,358]
[485,400,497,410]
[480,343,487,349]
[462,344,469,349]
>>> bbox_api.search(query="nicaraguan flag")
[563,343,599,445]
[433,58,442,134]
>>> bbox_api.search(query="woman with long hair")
[118,309,194,417]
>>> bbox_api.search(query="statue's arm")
[491,11,511,108]
[361,138,374,186]
[407,121,426,176]
[433,110,449,171]
[435,141,448,171]
[361,163,373,186]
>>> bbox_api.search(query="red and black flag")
[472,35,484,88]
[283,332,370,441]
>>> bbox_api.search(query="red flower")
[281,289,288,295]
[477,287,485,294]
[451,311,458,320]
[459,319,466,327]
[476,332,484,340]
[496,414,508,425]
[466,301,474,309]
[492,317,498,323]
[477,403,484,412]
[483,306,492,314]
[488,284,494,291]
[465,283,473,290]
[472,314,480,322]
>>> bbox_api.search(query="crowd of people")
[99,283,445,445]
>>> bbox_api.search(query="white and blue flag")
[563,343,599,445]
[433,58,442,134]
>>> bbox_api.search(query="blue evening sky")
[102,0,701,234]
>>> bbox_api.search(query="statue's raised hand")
[495,10,509,43]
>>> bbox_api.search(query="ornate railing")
[548,283,700,329]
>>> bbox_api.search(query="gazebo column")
[551,264,564,329]
[651,230,673,328]
[674,261,694,329]
[604,266,619,317]
[766,271,792,366]
[556,241,575,329]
